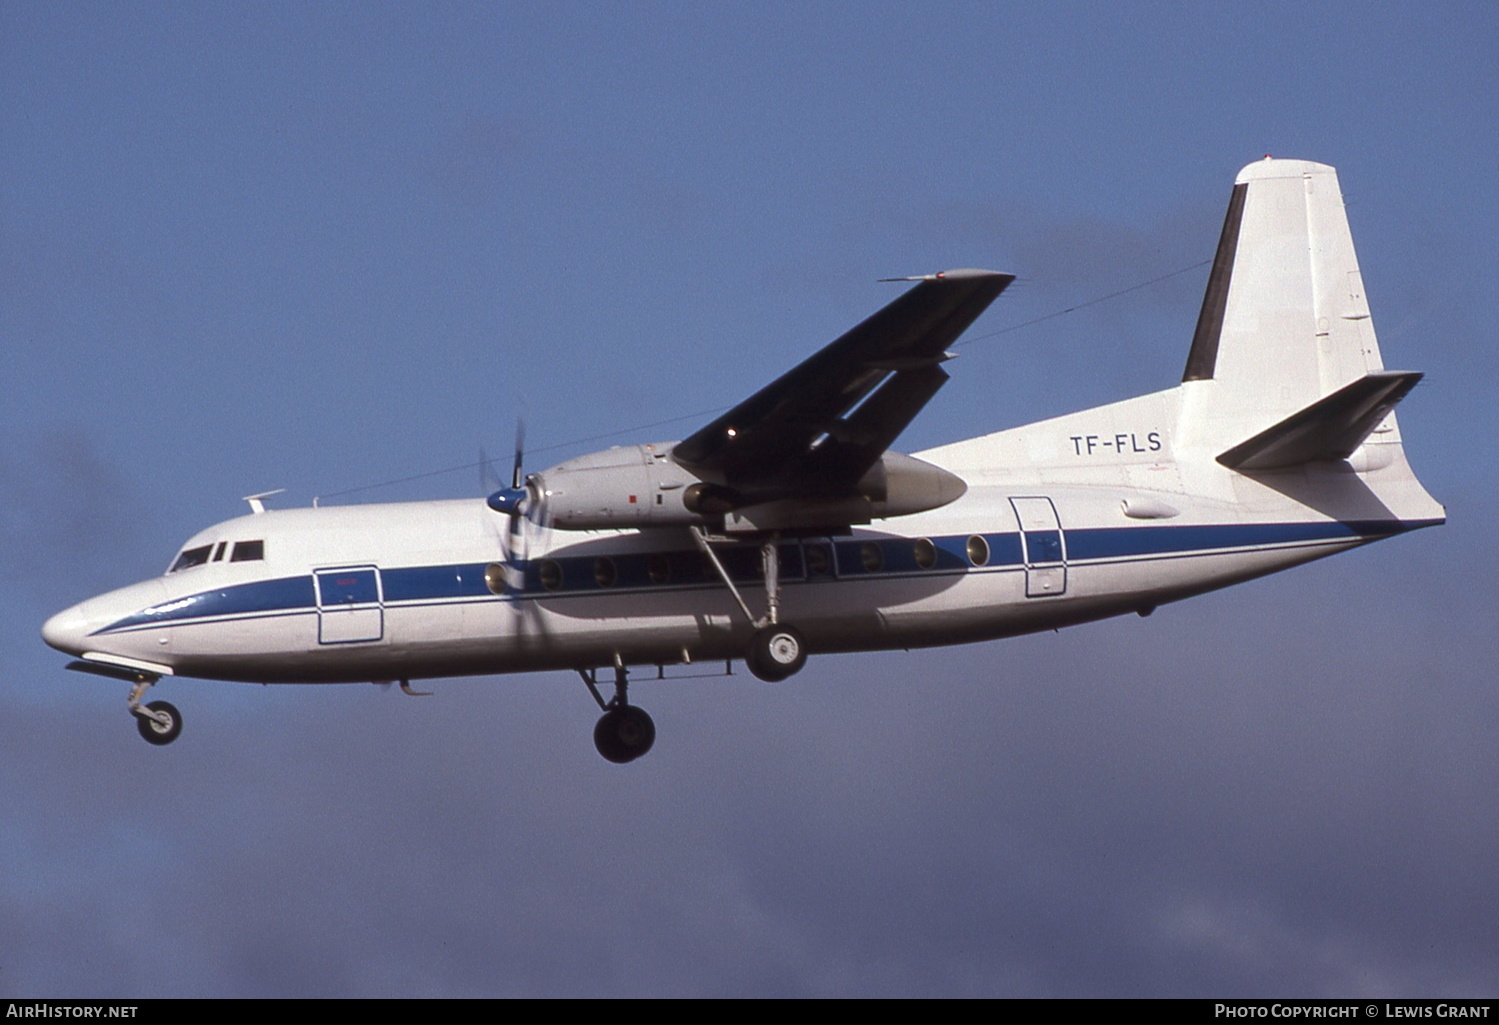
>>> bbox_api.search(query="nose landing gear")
[125,675,182,746]
[65,661,184,747]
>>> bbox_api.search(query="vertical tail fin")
[1177,159,1400,454]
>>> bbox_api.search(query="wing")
[672,269,1014,496]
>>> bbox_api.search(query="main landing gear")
[746,623,806,682]
[580,527,812,763]
[689,527,810,683]
[581,662,656,764]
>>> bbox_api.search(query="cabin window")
[966,535,990,567]
[593,557,618,588]
[913,538,937,570]
[170,545,213,573]
[647,554,671,585]
[230,540,265,562]
[484,563,508,595]
[805,545,831,577]
[539,559,563,592]
[860,541,884,573]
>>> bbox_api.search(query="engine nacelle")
[857,450,968,519]
[531,443,696,530]
[536,444,966,531]
[718,452,968,532]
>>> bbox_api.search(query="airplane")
[41,158,1444,763]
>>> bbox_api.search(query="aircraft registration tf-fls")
[42,158,1444,762]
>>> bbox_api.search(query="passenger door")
[314,566,384,644]
[1009,497,1067,598]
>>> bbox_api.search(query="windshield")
[168,544,213,573]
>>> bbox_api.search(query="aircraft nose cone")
[42,579,168,664]
[41,603,91,656]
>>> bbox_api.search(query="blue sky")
[3,1,1496,996]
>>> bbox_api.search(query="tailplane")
[1216,370,1421,470]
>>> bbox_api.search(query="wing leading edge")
[672,269,1014,497]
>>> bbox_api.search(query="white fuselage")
[40,386,1443,687]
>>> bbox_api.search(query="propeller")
[486,419,540,592]
[486,419,531,516]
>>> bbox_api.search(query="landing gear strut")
[690,527,810,683]
[581,661,656,764]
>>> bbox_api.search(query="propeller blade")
[511,418,526,490]
[478,446,504,495]
[502,493,528,591]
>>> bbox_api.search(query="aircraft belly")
[454,594,741,670]
[873,533,1369,649]
[140,611,312,680]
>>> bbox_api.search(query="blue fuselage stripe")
[93,519,1421,635]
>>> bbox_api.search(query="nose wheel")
[134,700,182,746]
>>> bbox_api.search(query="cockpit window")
[170,545,213,573]
[230,540,264,562]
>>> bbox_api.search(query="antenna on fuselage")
[243,489,286,515]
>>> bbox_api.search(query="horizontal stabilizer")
[1217,371,1422,471]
